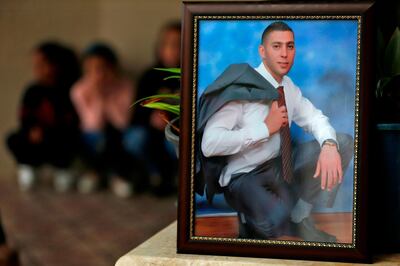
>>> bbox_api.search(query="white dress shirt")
[201,62,337,187]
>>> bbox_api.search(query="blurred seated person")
[6,41,81,192]
[133,21,181,196]
[71,43,141,198]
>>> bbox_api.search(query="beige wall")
[0,0,181,176]
[98,0,182,75]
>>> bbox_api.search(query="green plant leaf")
[163,75,181,80]
[131,67,182,117]
[131,93,180,107]
[154,68,181,74]
[142,102,180,115]
[384,27,400,77]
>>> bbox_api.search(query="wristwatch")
[322,139,339,150]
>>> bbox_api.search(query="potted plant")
[132,68,181,157]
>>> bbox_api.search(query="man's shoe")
[294,217,337,243]
[237,213,258,239]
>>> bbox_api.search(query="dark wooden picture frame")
[178,1,374,263]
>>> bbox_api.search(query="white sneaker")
[77,172,99,194]
[110,176,132,198]
[53,169,75,192]
[17,164,36,191]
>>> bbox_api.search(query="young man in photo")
[197,21,353,242]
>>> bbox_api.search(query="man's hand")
[313,145,343,191]
[264,101,288,135]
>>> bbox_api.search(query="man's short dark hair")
[261,21,294,44]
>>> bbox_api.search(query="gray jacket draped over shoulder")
[196,63,278,203]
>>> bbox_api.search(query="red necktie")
[277,86,293,183]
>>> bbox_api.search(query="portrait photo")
[194,19,358,244]
[178,1,374,262]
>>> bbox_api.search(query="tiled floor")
[0,177,177,266]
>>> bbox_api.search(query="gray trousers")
[223,133,354,239]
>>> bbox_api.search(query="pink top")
[71,77,135,131]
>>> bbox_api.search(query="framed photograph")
[178,1,374,262]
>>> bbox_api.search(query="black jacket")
[196,63,278,203]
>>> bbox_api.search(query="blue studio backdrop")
[195,20,359,215]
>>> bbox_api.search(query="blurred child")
[133,21,181,196]
[6,42,80,192]
[71,43,140,198]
